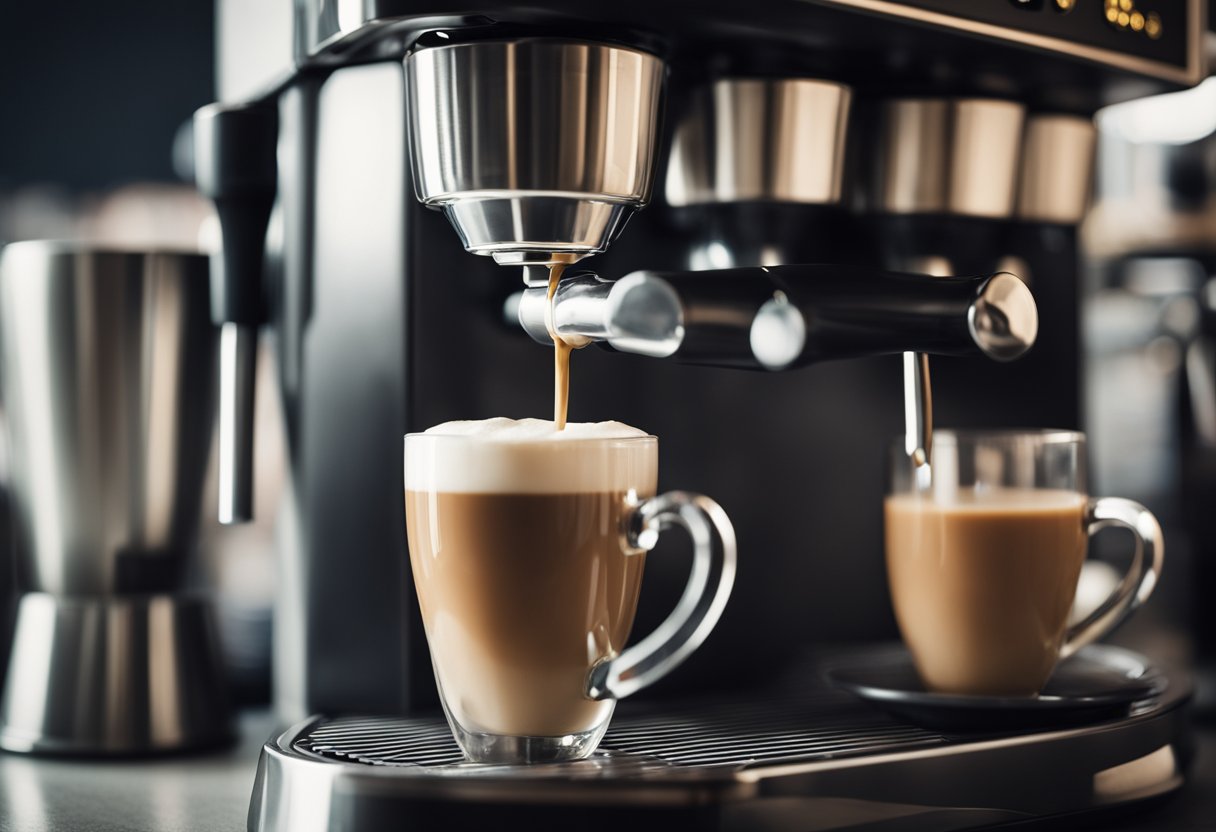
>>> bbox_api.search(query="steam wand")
[904,351,933,490]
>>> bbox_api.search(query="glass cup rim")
[404,431,657,446]
[890,428,1085,448]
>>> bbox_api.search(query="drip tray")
[249,655,1192,832]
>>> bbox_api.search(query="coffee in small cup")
[886,488,1087,695]
[884,430,1163,698]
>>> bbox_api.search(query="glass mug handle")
[1060,497,1165,660]
[586,491,737,700]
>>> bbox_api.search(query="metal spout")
[518,272,685,356]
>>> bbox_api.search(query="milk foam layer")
[405,418,656,493]
[887,488,1087,512]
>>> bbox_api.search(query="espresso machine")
[193,1,1205,828]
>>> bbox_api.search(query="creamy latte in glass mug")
[405,418,736,763]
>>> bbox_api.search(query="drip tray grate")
[295,689,946,770]
[255,649,1190,832]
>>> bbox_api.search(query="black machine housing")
[197,0,1207,719]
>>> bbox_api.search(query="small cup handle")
[1060,497,1165,660]
[586,491,737,701]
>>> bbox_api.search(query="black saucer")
[825,644,1166,732]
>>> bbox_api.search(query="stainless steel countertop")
[0,710,1213,831]
[0,711,273,832]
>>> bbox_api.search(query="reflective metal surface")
[0,243,232,755]
[666,78,852,207]
[517,272,685,356]
[903,351,933,489]
[749,294,806,370]
[0,243,216,595]
[1017,114,1096,224]
[0,705,1202,832]
[875,99,1025,218]
[439,197,635,267]
[0,593,233,755]
[248,653,1190,832]
[968,272,1040,361]
[405,39,664,266]
[218,323,257,524]
[519,267,1038,366]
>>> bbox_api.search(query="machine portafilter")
[406,39,665,268]
[0,243,232,754]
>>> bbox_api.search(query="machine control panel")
[254,0,1206,106]
[822,0,1201,83]
[1100,0,1164,38]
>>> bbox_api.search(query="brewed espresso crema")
[885,488,1088,696]
[405,418,657,737]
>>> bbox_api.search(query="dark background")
[0,1,214,190]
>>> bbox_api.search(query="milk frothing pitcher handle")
[1060,497,1165,660]
[586,492,736,700]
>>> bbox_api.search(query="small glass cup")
[885,429,1164,696]
[404,430,736,763]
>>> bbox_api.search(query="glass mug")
[886,430,1164,696]
[404,423,736,763]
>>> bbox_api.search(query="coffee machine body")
[203,0,1207,722]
